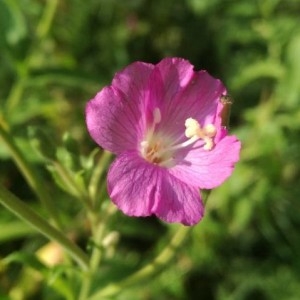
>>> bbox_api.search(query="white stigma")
[184,118,216,150]
[185,118,200,138]
[203,124,217,138]
[153,107,162,124]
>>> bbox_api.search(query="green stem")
[78,204,116,300]
[5,79,26,114]
[52,161,93,210]
[36,0,59,40]
[88,151,113,205]
[0,124,62,228]
[2,0,64,228]
[88,225,191,300]
[5,0,59,113]
[78,222,105,300]
[0,184,89,271]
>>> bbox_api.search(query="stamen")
[146,108,162,142]
[203,124,217,137]
[185,118,199,128]
[185,119,216,148]
[203,137,214,150]
[158,136,199,155]
[140,116,218,166]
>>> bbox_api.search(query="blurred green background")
[1,0,300,299]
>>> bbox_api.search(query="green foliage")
[1,0,300,299]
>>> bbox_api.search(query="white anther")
[153,108,162,124]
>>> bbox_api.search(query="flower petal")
[155,57,195,103]
[169,135,241,189]
[112,61,154,105]
[107,151,204,225]
[86,87,140,153]
[154,169,204,225]
[158,69,226,139]
[107,151,157,217]
[86,62,154,154]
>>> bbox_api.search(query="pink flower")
[86,58,241,225]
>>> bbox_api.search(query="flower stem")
[0,184,89,271]
[78,204,116,300]
[0,123,63,228]
[88,225,191,299]
[88,151,113,206]
[77,222,105,300]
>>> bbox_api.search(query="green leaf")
[0,221,35,242]
[28,126,57,161]
[0,0,27,45]
[63,132,80,156]
[46,164,79,197]
[61,132,82,171]
[281,34,300,107]
[56,146,79,173]
[231,60,284,90]
[46,265,77,300]
[4,252,75,300]
[3,251,48,272]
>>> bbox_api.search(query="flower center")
[140,108,217,167]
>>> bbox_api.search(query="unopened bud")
[102,231,119,248]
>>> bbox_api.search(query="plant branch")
[0,184,89,271]
[0,124,62,228]
[88,225,191,299]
